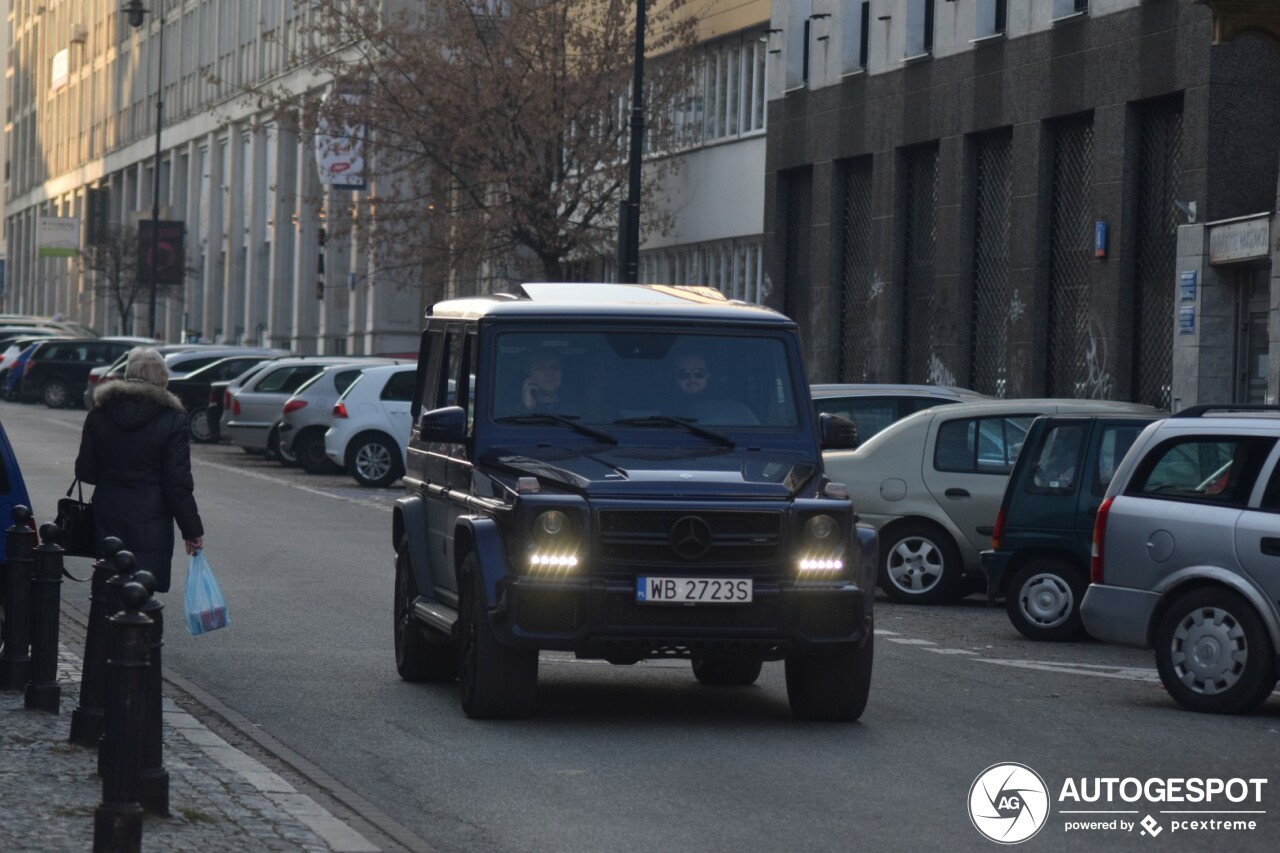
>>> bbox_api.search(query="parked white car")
[324,364,417,487]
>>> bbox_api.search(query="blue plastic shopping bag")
[184,549,229,635]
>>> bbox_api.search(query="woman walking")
[75,347,204,592]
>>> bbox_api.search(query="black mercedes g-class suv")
[392,283,875,720]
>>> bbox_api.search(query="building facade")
[766,0,1280,408]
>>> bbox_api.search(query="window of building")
[842,0,870,74]
[976,0,1008,39]
[1052,0,1089,20]
[785,0,813,90]
[906,0,934,59]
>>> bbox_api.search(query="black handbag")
[55,478,97,558]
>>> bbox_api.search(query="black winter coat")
[75,380,204,592]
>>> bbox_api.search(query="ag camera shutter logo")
[969,763,1051,844]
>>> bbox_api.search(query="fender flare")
[392,496,434,596]
[1153,566,1280,652]
[454,515,511,607]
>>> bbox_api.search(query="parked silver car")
[279,360,402,473]
[823,398,1159,604]
[1081,405,1280,714]
[223,357,365,462]
[811,384,989,441]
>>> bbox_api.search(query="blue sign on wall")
[1180,270,1197,302]
[1094,221,1108,258]
[1179,305,1196,335]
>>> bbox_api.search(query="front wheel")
[785,631,874,722]
[1006,558,1088,642]
[394,539,456,682]
[348,434,404,488]
[42,379,70,409]
[879,522,964,604]
[691,655,763,686]
[189,407,216,443]
[1155,588,1276,714]
[457,554,537,719]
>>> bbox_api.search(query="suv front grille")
[597,510,782,566]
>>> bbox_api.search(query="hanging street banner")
[37,217,80,257]
[315,82,367,190]
[137,220,187,285]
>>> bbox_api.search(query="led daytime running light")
[798,558,844,572]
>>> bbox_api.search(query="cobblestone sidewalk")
[0,647,380,852]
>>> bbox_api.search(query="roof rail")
[1171,404,1280,418]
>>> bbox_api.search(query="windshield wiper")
[495,413,618,444]
[613,415,735,448]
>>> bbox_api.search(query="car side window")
[1261,461,1280,512]
[334,369,362,395]
[255,366,314,394]
[1092,424,1144,496]
[1027,423,1085,494]
[936,416,1032,474]
[824,398,898,441]
[381,371,417,402]
[443,329,464,407]
[1130,436,1276,506]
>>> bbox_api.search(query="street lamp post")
[123,1,163,339]
[618,0,646,283]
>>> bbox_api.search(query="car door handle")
[944,488,970,499]
[1261,537,1280,557]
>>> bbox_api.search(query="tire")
[394,538,456,682]
[189,407,216,443]
[456,553,537,719]
[1006,558,1088,642]
[297,430,338,474]
[272,426,298,467]
[348,434,404,488]
[691,655,763,686]
[785,631,874,722]
[879,522,964,604]
[42,379,70,409]
[1154,587,1277,715]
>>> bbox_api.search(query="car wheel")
[456,553,538,719]
[271,427,298,467]
[879,522,964,604]
[394,538,456,682]
[1154,587,1277,715]
[297,431,338,474]
[348,434,404,488]
[189,407,216,443]
[785,630,873,722]
[691,655,764,687]
[42,379,70,409]
[1006,558,1088,642]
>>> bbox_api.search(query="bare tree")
[247,0,698,296]
[79,224,187,335]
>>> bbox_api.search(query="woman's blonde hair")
[124,347,169,387]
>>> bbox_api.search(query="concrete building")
[765,0,1280,408]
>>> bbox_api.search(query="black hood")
[481,443,818,498]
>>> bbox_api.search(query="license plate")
[636,577,753,604]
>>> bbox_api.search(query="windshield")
[490,331,800,428]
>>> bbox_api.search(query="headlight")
[804,514,838,544]
[534,510,570,543]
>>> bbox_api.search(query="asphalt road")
[5,400,1278,853]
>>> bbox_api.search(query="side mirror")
[819,413,859,451]
[418,406,466,443]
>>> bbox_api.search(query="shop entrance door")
[1236,266,1271,404]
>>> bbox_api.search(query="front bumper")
[1079,583,1159,648]
[490,576,869,660]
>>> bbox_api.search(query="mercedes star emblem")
[669,515,713,560]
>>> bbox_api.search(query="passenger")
[673,353,711,406]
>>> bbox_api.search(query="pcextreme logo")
[969,763,1269,844]
[968,763,1051,844]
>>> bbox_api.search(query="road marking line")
[923,648,979,655]
[974,658,1160,682]
[192,456,394,512]
[42,416,82,430]
[884,638,936,646]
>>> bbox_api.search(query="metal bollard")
[70,537,125,748]
[131,569,168,816]
[91,578,151,853]
[98,550,136,778]
[0,505,37,691]
[24,523,65,712]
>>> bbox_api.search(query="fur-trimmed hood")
[92,379,185,430]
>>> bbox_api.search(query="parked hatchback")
[824,399,1159,604]
[982,413,1159,640]
[811,384,989,442]
[166,355,288,442]
[324,364,417,486]
[224,357,366,462]
[1081,405,1280,714]
[20,337,148,408]
[280,360,400,473]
